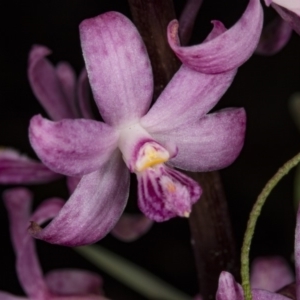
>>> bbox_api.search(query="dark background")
[0,0,299,299]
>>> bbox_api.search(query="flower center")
[135,141,170,172]
[117,122,174,172]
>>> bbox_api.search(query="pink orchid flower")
[1,188,106,300]
[28,2,262,246]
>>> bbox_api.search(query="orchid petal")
[168,0,263,73]
[45,269,103,296]
[216,272,244,300]
[251,256,294,292]
[137,165,201,222]
[141,65,236,133]
[29,151,130,246]
[0,292,26,300]
[256,18,293,55]
[151,108,246,172]
[21,197,64,300]
[202,21,228,42]
[28,45,76,120]
[67,179,153,242]
[178,0,203,45]
[272,4,300,35]
[3,188,49,300]
[111,214,153,242]
[79,12,153,127]
[29,115,118,177]
[3,188,32,252]
[77,68,94,119]
[0,148,61,184]
[56,62,80,118]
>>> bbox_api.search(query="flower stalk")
[188,171,240,299]
[128,0,180,98]
[241,152,300,300]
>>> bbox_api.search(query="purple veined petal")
[140,65,236,133]
[137,164,201,222]
[29,150,130,246]
[250,256,294,292]
[68,178,152,241]
[77,68,94,119]
[3,188,32,253]
[272,4,300,35]
[0,292,27,300]
[178,0,203,45]
[56,62,81,118]
[3,188,50,300]
[80,12,153,127]
[29,115,119,177]
[28,45,76,121]
[256,18,293,55]
[168,0,263,74]
[45,269,103,296]
[0,148,61,184]
[216,272,244,300]
[111,214,153,242]
[150,108,246,172]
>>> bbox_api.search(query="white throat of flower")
[118,122,174,172]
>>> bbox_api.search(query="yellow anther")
[135,142,169,172]
[137,159,167,172]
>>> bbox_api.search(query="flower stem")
[127,0,180,99]
[241,152,300,300]
[188,171,240,299]
[127,2,239,299]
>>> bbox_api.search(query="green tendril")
[241,152,300,300]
